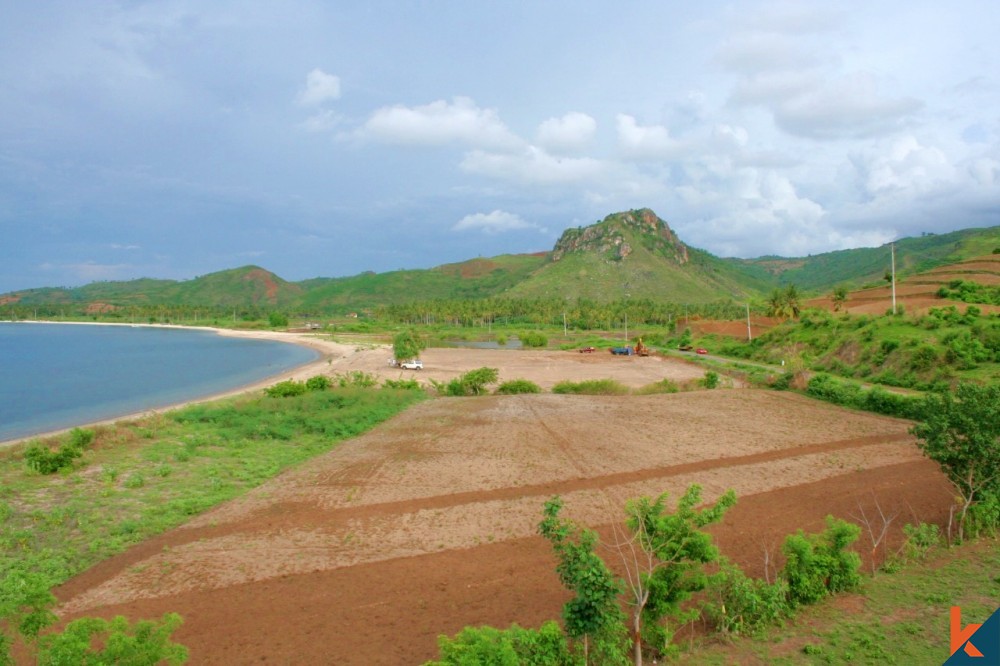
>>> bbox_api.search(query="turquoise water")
[0,323,319,442]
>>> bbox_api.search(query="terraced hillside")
[806,253,1000,315]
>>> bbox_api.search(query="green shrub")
[702,371,720,389]
[771,372,794,391]
[435,367,500,396]
[704,562,791,636]
[496,379,542,394]
[305,375,331,391]
[552,379,629,395]
[519,331,548,348]
[264,380,308,397]
[333,371,378,388]
[382,378,421,390]
[426,621,574,666]
[496,334,508,346]
[268,312,289,328]
[635,378,679,394]
[23,429,95,475]
[782,516,862,606]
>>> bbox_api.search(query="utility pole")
[891,243,897,315]
[563,311,567,336]
[746,302,752,341]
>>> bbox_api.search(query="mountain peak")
[551,208,689,265]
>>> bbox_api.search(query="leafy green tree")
[621,486,736,662]
[268,312,289,328]
[393,329,425,362]
[539,498,628,666]
[831,285,848,312]
[677,328,692,349]
[438,367,499,396]
[911,383,1000,540]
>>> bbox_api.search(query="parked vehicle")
[696,348,708,355]
[635,338,651,356]
[400,359,424,370]
[578,346,596,353]
[610,346,633,356]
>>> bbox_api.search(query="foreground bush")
[496,379,542,394]
[425,621,575,666]
[519,331,548,348]
[704,562,790,637]
[24,428,95,475]
[552,379,628,395]
[805,374,924,419]
[782,516,862,606]
[433,367,499,396]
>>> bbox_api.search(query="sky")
[2,1,999,293]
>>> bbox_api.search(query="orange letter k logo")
[952,606,985,657]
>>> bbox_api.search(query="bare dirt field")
[54,378,953,664]
[323,344,710,390]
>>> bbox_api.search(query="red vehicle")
[579,346,596,353]
[696,348,708,355]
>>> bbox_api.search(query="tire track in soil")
[126,432,914,548]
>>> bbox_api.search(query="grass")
[0,385,426,588]
[684,538,1000,665]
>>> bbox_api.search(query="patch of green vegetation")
[552,379,630,395]
[495,379,542,394]
[0,385,425,590]
[691,539,1000,665]
[719,308,1000,388]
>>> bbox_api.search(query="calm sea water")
[0,323,319,442]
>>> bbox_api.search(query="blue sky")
[2,1,999,293]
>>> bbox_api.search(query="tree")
[392,329,425,362]
[766,285,801,319]
[618,486,736,663]
[539,497,628,665]
[831,285,848,312]
[911,383,1000,540]
[268,312,289,328]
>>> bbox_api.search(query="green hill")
[2,210,998,314]
[738,226,1000,292]
[507,209,774,302]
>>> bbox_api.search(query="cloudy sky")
[2,1,999,293]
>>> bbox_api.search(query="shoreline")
[0,322,375,449]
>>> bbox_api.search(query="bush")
[268,312,289,328]
[435,367,500,396]
[333,371,378,388]
[782,516,862,606]
[496,379,541,395]
[634,379,679,395]
[305,375,331,391]
[426,621,574,666]
[702,371,720,389]
[552,379,629,395]
[23,428,95,475]
[264,380,308,397]
[704,562,791,637]
[382,378,421,390]
[519,331,548,348]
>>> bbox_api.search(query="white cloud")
[461,146,605,185]
[297,68,341,106]
[616,115,684,160]
[535,112,596,154]
[361,97,521,150]
[453,210,545,234]
[110,243,140,250]
[774,73,922,140]
[858,135,956,198]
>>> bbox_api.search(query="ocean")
[0,323,319,442]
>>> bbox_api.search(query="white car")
[399,359,423,370]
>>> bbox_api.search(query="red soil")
[53,390,952,665]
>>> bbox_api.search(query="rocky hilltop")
[552,208,690,265]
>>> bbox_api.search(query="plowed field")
[55,390,952,664]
